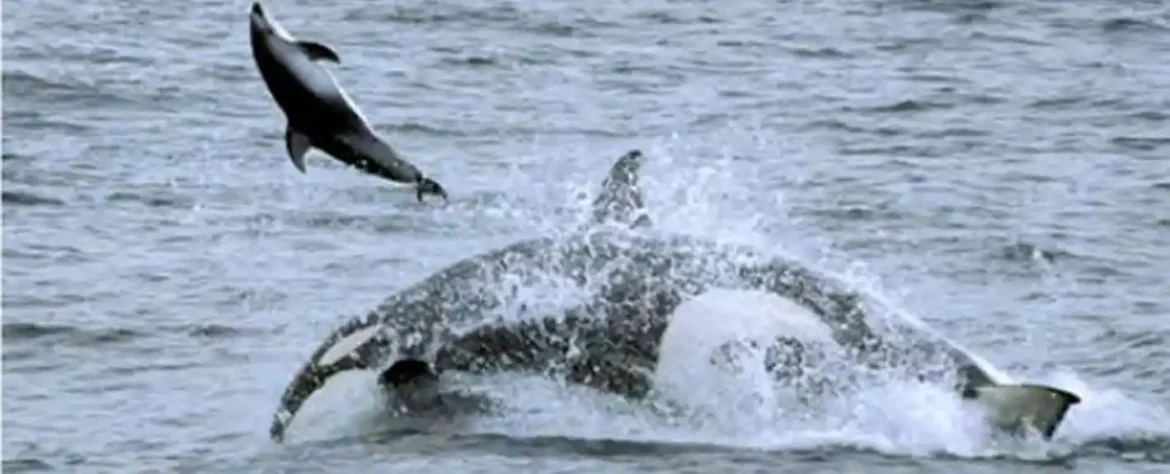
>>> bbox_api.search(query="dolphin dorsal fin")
[296,40,340,63]
[591,149,651,229]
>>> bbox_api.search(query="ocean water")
[4,0,1170,472]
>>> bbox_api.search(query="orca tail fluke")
[967,383,1082,439]
[591,149,650,229]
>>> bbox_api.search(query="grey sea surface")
[4,0,1170,472]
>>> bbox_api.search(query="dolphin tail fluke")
[416,177,448,203]
[967,383,1081,439]
[591,149,651,229]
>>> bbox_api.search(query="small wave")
[381,122,466,137]
[1078,433,1170,463]
[301,212,377,230]
[953,12,991,24]
[454,432,729,458]
[875,37,942,52]
[715,39,768,48]
[787,45,852,59]
[838,144,942,158]
[903,73,970,85]
[343,5,504,25]
[969,32,1048,46]
[2,322,140,347]
[892,0,1005,14]
[856,99,953,114]
[2,458,54,473]
[1128,111,1167,122]
[802,119,903,137]
[104,191,194,209]
[528,21,580,37]
[2,70,136,109]
[185,323,264,339]
[914,127,989,139]
[345,4,605,37]
[438,55,502,68]
[1,322,273,346]
[1102,17,1169,34]
[104,361,205,376]
[2,109,94,133]
[2,151,34,163]
[810,207,905,222]
[1111,136,1170,152]
[208,210,408,237]
[389,429,1170,466]
[632,11,721,25]
[1028,96,1085,110]
[2,190,65,207]
[997,242,1072,264]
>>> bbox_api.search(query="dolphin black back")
[250,26,366,138]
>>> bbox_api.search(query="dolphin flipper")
[296,41,340,63]
[591,149,651,229]
[285,127,312,173]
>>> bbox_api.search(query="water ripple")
[4,0,1169,471]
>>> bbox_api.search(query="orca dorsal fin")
[591,149,651,229]
[296,40,340,63]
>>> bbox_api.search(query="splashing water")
[282,136,1170,464]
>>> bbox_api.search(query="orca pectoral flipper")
[297,40,340,63]
[269,353,370,442]
[270,317,389,442]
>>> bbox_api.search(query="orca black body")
[268,149,1080,443]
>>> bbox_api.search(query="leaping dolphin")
[248,2,447,202]
[268,149,1080,442]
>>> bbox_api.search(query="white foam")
[273,139,1167,460]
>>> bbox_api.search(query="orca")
[268,149,1080,442]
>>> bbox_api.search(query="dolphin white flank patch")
[318,325,382,367]
[254,6,370,127]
